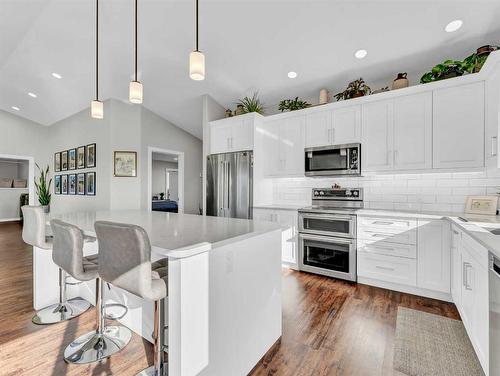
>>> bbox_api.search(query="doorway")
[147,147,184,213]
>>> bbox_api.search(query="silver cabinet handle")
[463,262,472,290]
[372,221,394,226]
[331,127,335,144]
[453,230,459,235]
[375,265,395,271]
[492,136,498,157]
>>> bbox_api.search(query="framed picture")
[86,143,96,168]
[77,173,86,195]
[68,174,76,195]
[77,146,86,169]
[54,175,61,194]
[68,148,76,170]
[54,153,61,172]
[465,195,499,216]
[86,172,96,196]
[114,151,137,177]
[61,150,68,171]
[61,175,68,194]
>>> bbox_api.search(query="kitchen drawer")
[358,239,416,259]
[357,253,417,286]
[357,227,416,245]
[359,216,417,231]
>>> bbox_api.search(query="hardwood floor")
[0,222,459,375]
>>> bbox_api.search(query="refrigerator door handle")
[225,161,231,210]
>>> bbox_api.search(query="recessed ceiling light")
[11,106,20,111]
[287,71,297,79]
[28,92,37,98]
[445,19,463,33]
[52,72,62,79]
[354,49,368,59]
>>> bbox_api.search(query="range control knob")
[319,191,325,196]
[352,190,359,197]
[345,190,352,196]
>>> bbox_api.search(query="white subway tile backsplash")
[436,179,468,187]
[408,179,436,187]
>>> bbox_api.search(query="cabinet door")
[450,227,462,306]
[276,210,298,266]
[362,100,394,171]
[210,123,231,154]
[305,111,331,147]
[231,117,254,152]
[332,105,361,145]
[262,119,282,177]
[417,220,451,293]
[460,245,475,330]
[473,261,489,370]
[281,116,305,176]
[433,82,485,168]
[393,92,432,170]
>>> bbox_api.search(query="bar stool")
[21,206,93,325]
[50,219,133,364]
[94,221,168,376]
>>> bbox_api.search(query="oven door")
[298,233,356,281]
[298,212,356,238]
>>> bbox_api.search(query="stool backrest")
[50,219,86,280]
[21,205,51,249]
[94,221,155,299]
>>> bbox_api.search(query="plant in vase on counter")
[35,163,52,213]
[334,78,371,101]
[278,97,311,112]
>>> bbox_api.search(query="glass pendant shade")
[91,100,104,119]
[189,51,205,81]
[129,80,143,104]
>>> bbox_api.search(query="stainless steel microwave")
[304,143,361,177]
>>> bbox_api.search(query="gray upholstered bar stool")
[94,221,168,376]
[52,219,133,364]
[21,206,92,325]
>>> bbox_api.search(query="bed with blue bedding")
[152,200,178,213]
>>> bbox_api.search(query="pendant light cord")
[135,0,138,82]
[95,0,99,101]
[195,0,199,51]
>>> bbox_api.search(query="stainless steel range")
[298,187,363,282]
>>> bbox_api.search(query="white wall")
[141,107,203,214]
[152,160,178,196]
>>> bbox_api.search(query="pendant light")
[189,0,205,80]
[129,0,143,103]
[91,0,103,119]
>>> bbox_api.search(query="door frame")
[147,146,184,213]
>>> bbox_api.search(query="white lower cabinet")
[357,252,417,286]
[253,208,298,267]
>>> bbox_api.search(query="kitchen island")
[34,210,283,376]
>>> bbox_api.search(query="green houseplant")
[35,164,52,213]
[334,78,371,101]
[278,97,311,112]
[236,92,265,115]
[420,60,468,83]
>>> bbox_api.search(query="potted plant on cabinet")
[334,78,371,101]
[236,92,265,115]
[278,97,311,112]
[35,164,52,213]
[420,60,468,83]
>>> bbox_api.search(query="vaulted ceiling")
[1,0,500,139]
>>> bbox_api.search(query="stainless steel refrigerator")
[206,151,253,219]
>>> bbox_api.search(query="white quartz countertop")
[49,210,281,259]
[253,204,304,211]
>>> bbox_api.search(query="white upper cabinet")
[262,116,305,177]
[209,114,255,154]
[393,92,432,170]
[433,82,485,169]
[362,100,394,171]
[417,219,451,293]
[305,111,331,148]
[332,105,361,145]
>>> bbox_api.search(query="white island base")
[34,211,282,376]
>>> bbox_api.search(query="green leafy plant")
[420,60,468,84]
[278,97,311,112]
[35,163,52,206]
[463,53,489,74]
[334,78,371,101]
[236,92,265,114]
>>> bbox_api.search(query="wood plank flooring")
[0,222,459,375]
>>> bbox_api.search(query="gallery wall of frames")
[54,143,96,196]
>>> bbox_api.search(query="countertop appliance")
[206,151,253,219]
[305,143,361,177]
[490,253,500,374]
[298,187,363,281]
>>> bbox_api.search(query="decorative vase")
[234,104,245,116]
[352,91,365,98]
[42,205,50,214]
[319,89,330,105]
[392,73,409,90]
[225,109,233,118]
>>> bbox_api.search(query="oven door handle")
[299,213,355,221]
[299,233,354,245]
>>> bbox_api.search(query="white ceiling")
[1,0,500,139]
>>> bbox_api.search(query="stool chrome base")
[136,365,167,376]
[64,325,132,364]
[32,297,91,325]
